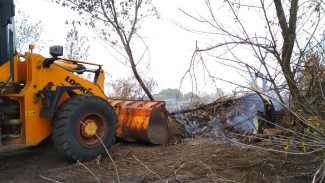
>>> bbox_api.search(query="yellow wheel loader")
[0,0,169,162]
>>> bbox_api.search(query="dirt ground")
[0,135,322,183]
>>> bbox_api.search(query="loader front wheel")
[52,94,117,162]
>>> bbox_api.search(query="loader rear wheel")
[52,94,117,162]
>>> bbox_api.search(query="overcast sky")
[15,0,257,95]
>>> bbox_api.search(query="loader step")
[1,134,20,139]
[1,118,21,126]
[2,135,21,145]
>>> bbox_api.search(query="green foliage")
[183,92,199,101]
[151,88,223,103]
[303,128,310,135]
[153,88,183,100]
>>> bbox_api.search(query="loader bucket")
[107,99,170,144]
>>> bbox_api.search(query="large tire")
[52,94,117,162]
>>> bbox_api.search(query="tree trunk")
[274,0,303,110]
[125,44,155,101]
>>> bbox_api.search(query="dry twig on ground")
[77,160,100,183]
[133,154,167,183]
[80,120,120,183]
[39,175,62,183]
[313,160,325,183]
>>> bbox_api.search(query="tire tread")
[52,94,117,162]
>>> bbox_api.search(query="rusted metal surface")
[108,99,170,144]
[77,111,108,148]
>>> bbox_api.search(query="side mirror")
[49,45,63,58]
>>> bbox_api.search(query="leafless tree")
[64,22,90,61]
[179,0,325,114]
[54,0,159,100]
[105,74,157,100]
[15,10,44,53]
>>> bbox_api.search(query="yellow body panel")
[0,49,169,147]
[0,52,106,146]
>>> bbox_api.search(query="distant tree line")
[149,88,224,103]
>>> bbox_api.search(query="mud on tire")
[52,94,117,162]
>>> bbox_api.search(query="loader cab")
[0,0,16,89]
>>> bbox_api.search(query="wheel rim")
[76,111,108,148]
